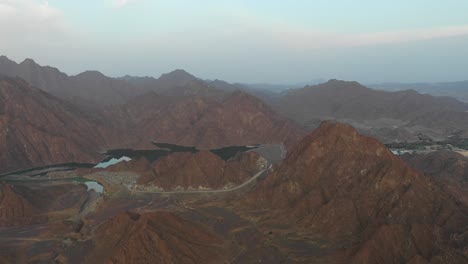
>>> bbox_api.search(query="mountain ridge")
[242,121,468,263]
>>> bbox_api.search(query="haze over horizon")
[1,0,468,84]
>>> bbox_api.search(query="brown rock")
[403,150,468,206]
[273,79,468,141]
[138,151,263,190]
[85,211,226,264]
[119,90,306,150]
[245,121,468,263]
[0,76,142,173]
[0,181,36,226]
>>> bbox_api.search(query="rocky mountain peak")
[158,69,196,82]
[20,58,37,66]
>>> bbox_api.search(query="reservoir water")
[85,181,104,193]
[94,156,132,169]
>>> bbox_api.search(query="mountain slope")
[137,150,265,190]
[177,91,306,148]
[118,90,307,149]
[85,211,226,264]
[122,70,232,98]
[274,79,468,141]
[245,121,468,263]
[0,56,146,106]
[403,151,468,206]
[0,56,240,107]
[0,76,127,173]
[372,81,468,103]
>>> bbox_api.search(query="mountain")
[85,211,226,264]
[244,121,468,263]
[406,111,468,138]
[0,56,147,106]
[211,80,285,105]
[0,56,69,97]
[242,79,326,92]
[136,151,265,190]
[371,81,468,103]
[122,70,231,98]
[0,56,231,106]
[0,73,304,173]
[117,90,307,149]
[0,76,138,173]
[273,79,468,142]
[176,91,307,148]
[157,69,197,86]
[403,151,468,206]
[68,70,145,105]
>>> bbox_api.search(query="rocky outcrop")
[85,211,226,264]
[137,151,265,190]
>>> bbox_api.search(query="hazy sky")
[1,0,468,83]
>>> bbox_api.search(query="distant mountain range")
[0,63,305,173]
[1,55,468,171]
[240,79,326,92]
[370,81,468,103]
[0,56,234,107]
[1,55,468,263]
[271,79,468,142]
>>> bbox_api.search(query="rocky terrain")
[272,79,468,142]
[0,76,129,173]
[243,121,468,263]
[3,55,468,146]
[0,70,305,174]
[122,70,233,99]
[0,122,467,263]
[110,90,306,149]
[0,54,467,263]
[403,150,468,206]
[84,211,226,264]
[0,56,230,107]
[0,56,147,106]
[0,181,36,226]
[89,149,267,191]
[137,150,266,190]
[372,80,468,103]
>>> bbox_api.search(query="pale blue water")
[94,156,131,169]
[85,181,104,193]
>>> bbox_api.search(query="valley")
[1,121,467,263]
[0,56,467,263]
[2,1,468,262]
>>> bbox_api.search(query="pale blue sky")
[1,0,468,83]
